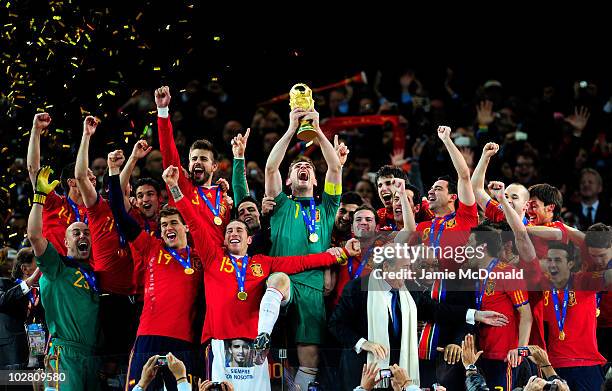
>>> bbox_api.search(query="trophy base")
[297,126,317,142]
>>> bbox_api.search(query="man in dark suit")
[0,247,41,369]
[570,168,610,230]
[328,249,509,391]
[412,253,476,390]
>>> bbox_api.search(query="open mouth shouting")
[166,232,177,243]
[381,192,392,205]
[77,240,89,255]
[298,169,309,182]
[143,202,152,211]
[229,238,241,245]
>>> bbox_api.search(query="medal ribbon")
[551,283,569,340]
[197,186,221,219]
[65,257,98,293]
[300,198,317,238]
[429,213,455,256]
[165,246,192,272]
[347,248,373,280]
[475,258,500,310]
[418,279,445,360]
[229,255,249,298]
[67,197,88,225]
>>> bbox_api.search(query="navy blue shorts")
[555,365,604,391]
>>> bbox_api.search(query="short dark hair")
[374,165,406,186]
[135,177,162,196]
[61,162,76,194]
[226,218,252,236]
[340,191,364,207]
[528,183,563,220]
[354,204,378,224]
[471,222,502,258]
[158,206,185,225]
[436,175,458,195]
[190,139,218,162]
[11,247,34,280]
[547,241,577,262]
[288,156,315,175]
[584,223,612,249]
[405,183,421,207]
[236,196,260,211]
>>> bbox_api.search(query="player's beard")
[191,169,211,186]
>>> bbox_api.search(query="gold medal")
[559,330,565,340]
[596,308,601,317]
[214,216,223,226]
[309,233,319,243]
[237,291,248,301]
[184,267,194,275]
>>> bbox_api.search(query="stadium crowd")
[1,69,612,391]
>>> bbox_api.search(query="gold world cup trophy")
[289,83,317,141]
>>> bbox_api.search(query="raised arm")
[231,128,250,203]
[307,110,343,185]
[490,181,537,262]
[391,178,416,244]
[265,108,306,198]
[108,151,142,242]
[28,167,59,256]
[437,126,475,206]
[471,143,499,211]
[75,116,100,208]
[155,86,182,170]
[120,139,153,210]
[162,165,211,251]
[27,113,52,186]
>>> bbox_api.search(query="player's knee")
[267,272,290,296]
[297,344,319,366]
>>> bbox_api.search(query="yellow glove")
[33,166,60,204]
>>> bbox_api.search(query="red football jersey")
[543,283,607,368]
[86,197,135,295]
[476,261,529,361]
[330,254,372,308]
[415,201,478,271]
[598,290,612,328]
[527,221,569,259]
[130,231,203,343]
[129,208,159,294]
[174,197,338,343]
[376,207,397,231]
[158,116,230,246]
[42,191,88,256]
[516,258,547,349]
[526,260,607,367]
[484,199,506,223]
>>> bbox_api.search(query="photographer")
[133,353,191,391]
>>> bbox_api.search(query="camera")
[307,381,321,391]
[518,347,531,357]
[379,368,393,379]
[209,382,223,391]
[155,356,168,366]
[543,381,558,391]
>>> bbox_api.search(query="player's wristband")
[157,107,169,118]
[337,247,349,264]
[33,192,47,205]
